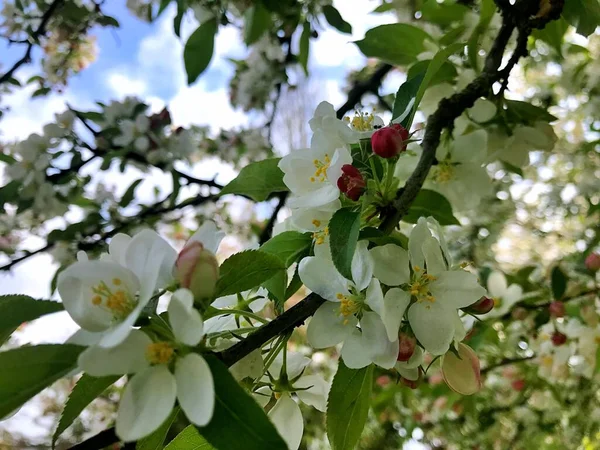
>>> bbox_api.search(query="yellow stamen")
[92,295,102,305]
[433,161,454,184]
[112,278,122,285]
[311,154,331,183]
[349,111,375,132]
[312,227,329,245]
[146,342,174,365]
[90,280,135,319]
[312,219,321,228]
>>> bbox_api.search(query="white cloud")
[106,71,148,97]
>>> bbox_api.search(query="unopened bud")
[548,301,565,318]
[512,307,528,321]
[397,332,417,362]
[511,379,526,391]
[150,108,172,130]
[441,344,482,395]
[551,331,567,346]
[400,368,423,389]
[464,296,494,315]
[175,241,219,304]
[585,252,600,271]
[337,164,366,201]
[371,124,409,158]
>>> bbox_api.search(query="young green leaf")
[505,100,558,124]
[184,18,218,84]
[551,266,567,300]
[165,425,215,450]
[0,344,84,418]
[136,407,181,450]
[119,178,144,208]
[466,0,495,72]
[196,356,287,450]
[327,360,374,450]
[244,2,272,45]
[354,24,432,66]
[407,60,457,87]
[53,374,121,447]
[402,189,460,226]
[322,5,352,34]
[329,208,361,280]
[215,250,286,297]
[562,0,600,37]
[392,72,425,128]
[532,17,568,58]
[219,158,288,202]
[260,231,313,267]
[0,295,63,345]
[298,21,311,75]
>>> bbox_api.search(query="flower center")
[146,342,174,365]
[541,355,554,367]
[433,162,455,184]
[312,227,329,246]
[493,297,502,307]
[310,154,331,183]
[90,278,136,319]
[336,293,362,324]
[409,266,437,308]
[345,111,375,131]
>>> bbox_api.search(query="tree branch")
[481,355,534,375]
[0,0,64,85]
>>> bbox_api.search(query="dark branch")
[336,64,393,119]
[258,192,288,245]
[481,355,534,375]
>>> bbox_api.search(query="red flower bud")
[150,107,172,130]
[337,164,366,201]
[371,124,409,158]
[175,241,219,304]
[549,301,565,318]
[397,332,417,362]
[551,331,567,346]
[465,296,494,315]
[511,379,526,391]
[585,252,600,271]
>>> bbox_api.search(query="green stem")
[209,308,269,324]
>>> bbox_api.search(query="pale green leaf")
[329,208,361,281]
[0,295,63,345]
[184,19,218,84]
[219,158,287,202]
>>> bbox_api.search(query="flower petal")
[408,302,456,355]
[78,329,151,376]
[370,244,410,286]
[351,241,374,291]
[341,329,372,369]
[299,256,349,301]
[270,351,311,380]
[422,236,446,276]
[307,302,355,349]
[365,278,384,316]
[115,366,177,441]
[395,345,424,371]
[230,349,263,381]
[381,288,411,342]
[168,289,204,346]
[175,353,215,426]
[188,221,225,255]
[108,233,132,266]
[295,375,329,412]
[430,270,487,309]
[487,271,507,298]
[360,312,399,369]
[269,393,303,450]
[409,218,432,270]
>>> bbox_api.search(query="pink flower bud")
[371,124,409,158]
[551,331,567,346]
[336,164,366,201]
[511,379,526,391]
[441,344,482,396]
[585,252,600,271]
[175,241,219,303]
[548,301,565,318]
[397,332,417,362]
[465,296,494,315]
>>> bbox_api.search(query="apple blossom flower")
[479,271,523,319]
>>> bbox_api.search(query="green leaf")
[173,0,186,37]
[505,100,558,123]
[0,295,63,345]
[402,189,460,226]
[184,18,218,84]
[32,87,51,98]
[244,2,272,45]
[354,24,432,66]
[219,158,287,202]
[551,266,567,300]
[53,374,120,447]
[260,231,312,267]
[562,0,600,37]
[0,152,17,164]
[196,356,287,450]
[165,425,215,450]
[467,0,495,72]
[284,267,303,301]
[215,250,286,297]
[329,208,361,281]
[407,60,457,87]
[392,72,425,128]
[262,270,288,306]
[420,0,469,27]
[298,21,311,75]
[407,42,465,127]
[119,178,144,208]
[533,17,568,58]
[136,407,180,450]
[326,360,374,450]
[322,5,352,34]
[0,344,84,418]
[97,15,120,27]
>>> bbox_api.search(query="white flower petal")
[381,288,411,342]
[451,130,488,164]
[422,236,446,276]
[430,270,486,309]
[487,271,507,298]
[108,234,132,266]
[78,329,150,376]
[326,148,353,187]
[230,349,263,381]
[97,301,145,348]
[299,257,349,301]
[287,185,340,209]
[351,241,374,291]
[360,312,399,369]
[408,302,456,355]
[395,345,424,370]
[175,353,215,426]
[270,352,311,380]
[188,221,225,254]
[341,329,372,369]
[115,366,177,442]
[409,218,432,270]
[168,289,204,346]
[397,366,420,381]
[370,244,410,286]
[253,385,272,408]
[307,302,356,349]
[295,375,329,412]
[365,278,384,316]
[269,393,303,450]
[504,284,523,304]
